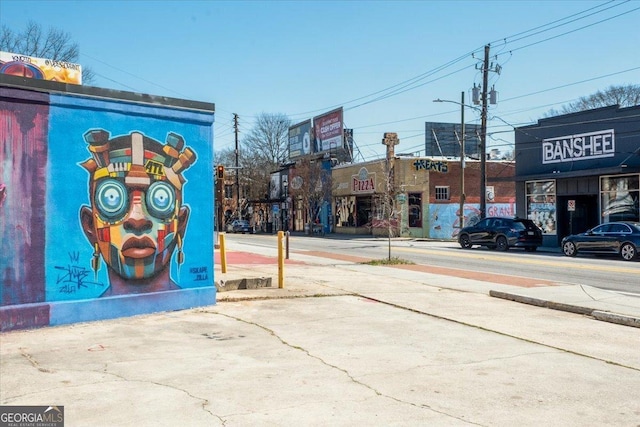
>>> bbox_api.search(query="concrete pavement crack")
[19,347,53,373]
[96,368,224,425]
[356,295,640,372]
[209,311,485,425]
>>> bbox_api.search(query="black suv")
[458,217,543,252]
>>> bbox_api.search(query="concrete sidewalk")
[216,242,640,328]
[2,241,639,426]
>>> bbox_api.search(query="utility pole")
[459,91,465,229]
[479,44,489,219]
[233,113,240,217]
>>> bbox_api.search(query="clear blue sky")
[2,0,639,160]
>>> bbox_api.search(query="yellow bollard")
[277,231,284,288]
[219,233,227,274]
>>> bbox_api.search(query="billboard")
[0,51,82,84]
[313,107,344,153]
[425,121,480,158]
[288,119,312,159]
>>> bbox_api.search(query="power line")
[490,0,627,47]
[285,1,637,119]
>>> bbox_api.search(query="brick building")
[331,156,516,239]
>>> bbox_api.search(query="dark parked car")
[226,220,253,234]
[458,217,543,252]
[561,221,640,261]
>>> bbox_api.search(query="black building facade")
[514,105,640,247]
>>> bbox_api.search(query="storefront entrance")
[356,197,372,227]
[557,195,598,242]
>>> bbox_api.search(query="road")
[227,232,640,296]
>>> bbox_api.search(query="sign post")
[568,199,575,235]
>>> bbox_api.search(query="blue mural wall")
[428,203,516,239]
[1,81,215,331]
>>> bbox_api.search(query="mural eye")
[95,180,128,220]
[146,182,175,218]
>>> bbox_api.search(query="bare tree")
[241,148,272,202]
[0,20,95,83]
[545,84,640,116]
[242,112,291,168]
[215,145,270,209]
[379,159,400,259]
[289,158,332,232]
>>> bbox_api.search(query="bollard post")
[219,233,227,274]
[286,231,290,260]
[278,230,284,288]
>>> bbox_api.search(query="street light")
[433,92,469,228]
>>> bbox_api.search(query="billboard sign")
[425,121,481,158]
[288,119,312,159]
[1,51,82,84]
[313,107,343,153]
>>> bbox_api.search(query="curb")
[489,290,640,329]
[216,277,273,292]
[591,310,640,328]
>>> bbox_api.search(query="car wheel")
[525,246,537,252]
[620,243,637,261]
[562,241,577,257]
[496,236,508,251]
[459,234,472,249]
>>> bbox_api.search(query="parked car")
[561,221,640,261]
[226,220,253,234]
[458,217,543,251]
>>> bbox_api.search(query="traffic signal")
[216,165,224,179]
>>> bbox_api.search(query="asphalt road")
[230,233,640,296]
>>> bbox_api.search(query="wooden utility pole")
[459,91,465,228]
[479,44,489,219]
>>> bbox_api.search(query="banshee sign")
[541,129,615,164]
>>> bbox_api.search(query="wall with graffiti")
[428,203,516,239]
[1,81,215,331]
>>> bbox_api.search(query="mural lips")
[121,236,156,259]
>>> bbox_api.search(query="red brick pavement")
[216,250,556,288]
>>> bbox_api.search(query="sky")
[2,0,639,161]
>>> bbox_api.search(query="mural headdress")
[80,129,196,190]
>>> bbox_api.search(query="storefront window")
[334,196,356,227]
[600,174,639,222]
[408,193,422,227]
[526,180,556,234]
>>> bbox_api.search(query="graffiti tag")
[54,252,105,293]
[413,159,448,173]
[190,266,209,281]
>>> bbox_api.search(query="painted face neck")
[91,179,180,280]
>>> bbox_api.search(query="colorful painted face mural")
[79,130,196,292]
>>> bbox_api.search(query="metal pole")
[277,231,284,288]
[234,114,240,217]
[286,231,290,259]
[460,91,465,229]
[219,233,227,274]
